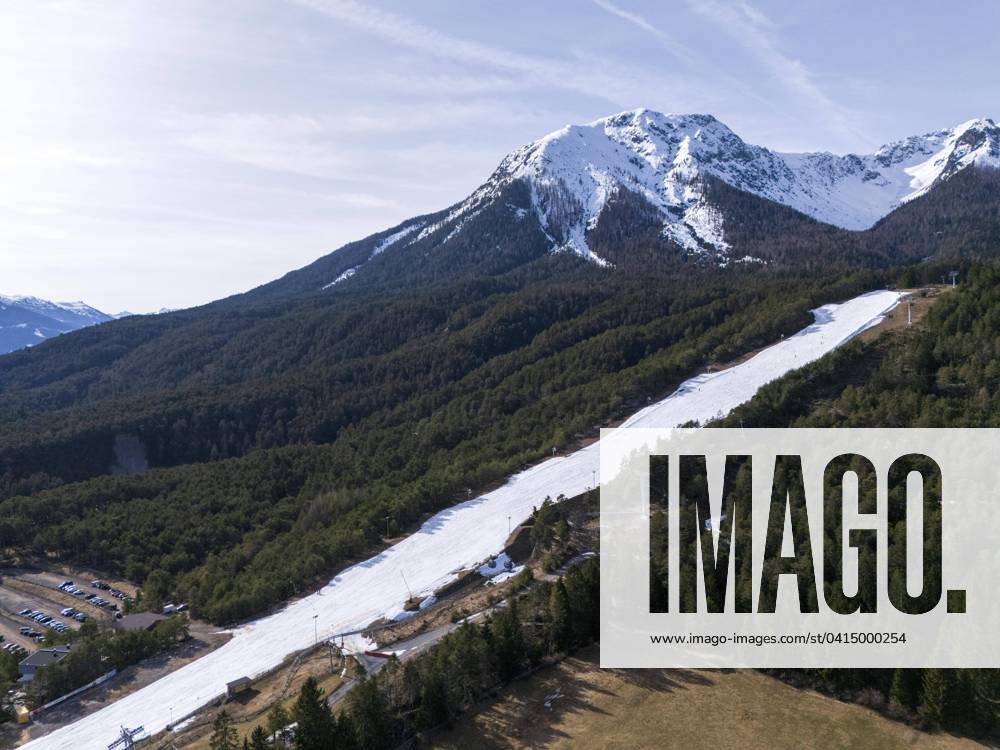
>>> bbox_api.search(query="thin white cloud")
[591,0,699,66]
[690,0,869,149]
[165,113,349,179]
[289,0,705,109]
[162,103,541,185]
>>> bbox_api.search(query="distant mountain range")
[0,296,114,354]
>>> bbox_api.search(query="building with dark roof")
[114,612,168,632]
[18,647,70,683]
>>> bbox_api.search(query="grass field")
[433,647,988,750]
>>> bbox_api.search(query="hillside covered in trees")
[715,261,1000,737]
[0,166,998,627]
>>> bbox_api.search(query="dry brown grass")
[434,647,988,750]
[855,285,950,343]
[177,648,347,750]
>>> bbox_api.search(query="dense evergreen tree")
[345,676,392,750]
[292,677,335,750]
[490,597,525,681]
[920,669,960,728]
[265,703,292,748]
[889,669,923,711]
[210,711,239,750]
[547,580,573,653]
[247,725,269,750]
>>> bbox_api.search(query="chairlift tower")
[948,270,959,287]
[108,725,145,750]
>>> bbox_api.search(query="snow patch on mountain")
[322,267,359,289]
[322,221,426,290]
[372,223,423,257]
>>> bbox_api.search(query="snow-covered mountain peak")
[472,109,788,260]
[0,294,113,354]
[0,295,108,322]
[463,110,1000,264]
[320,111,999,288]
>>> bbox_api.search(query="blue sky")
[2,0,997,312]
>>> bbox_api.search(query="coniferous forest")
[0,163,998,740]
[248,261,1000,750]
[0,261,881,623]
[716,261,1000,738]
[0,170,998,629]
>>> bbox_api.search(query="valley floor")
[433,647,987,750]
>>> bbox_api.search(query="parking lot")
[0,568,134,658]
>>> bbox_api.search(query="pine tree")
[209,711,239,750]
[565,559,600,644]
[491,598,525,681]
[889,668,922,711]
[416,666,449,731]
[969,668,1000,733]
[548,579,573,652]
[347,675,392,750]
[293,677,335,750]
[919,668,959,728]
[266,702,291,747]
[248,725,269,750]
[266,702,291,737]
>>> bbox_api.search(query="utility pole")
[384,515,391,538]
[400,569,413,600]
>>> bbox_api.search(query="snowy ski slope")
[21,289,900,749]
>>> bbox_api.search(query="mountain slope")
[12,291,900,749]
[248,111,998,295]
[0,111,997,627]
[0,296,111,354]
